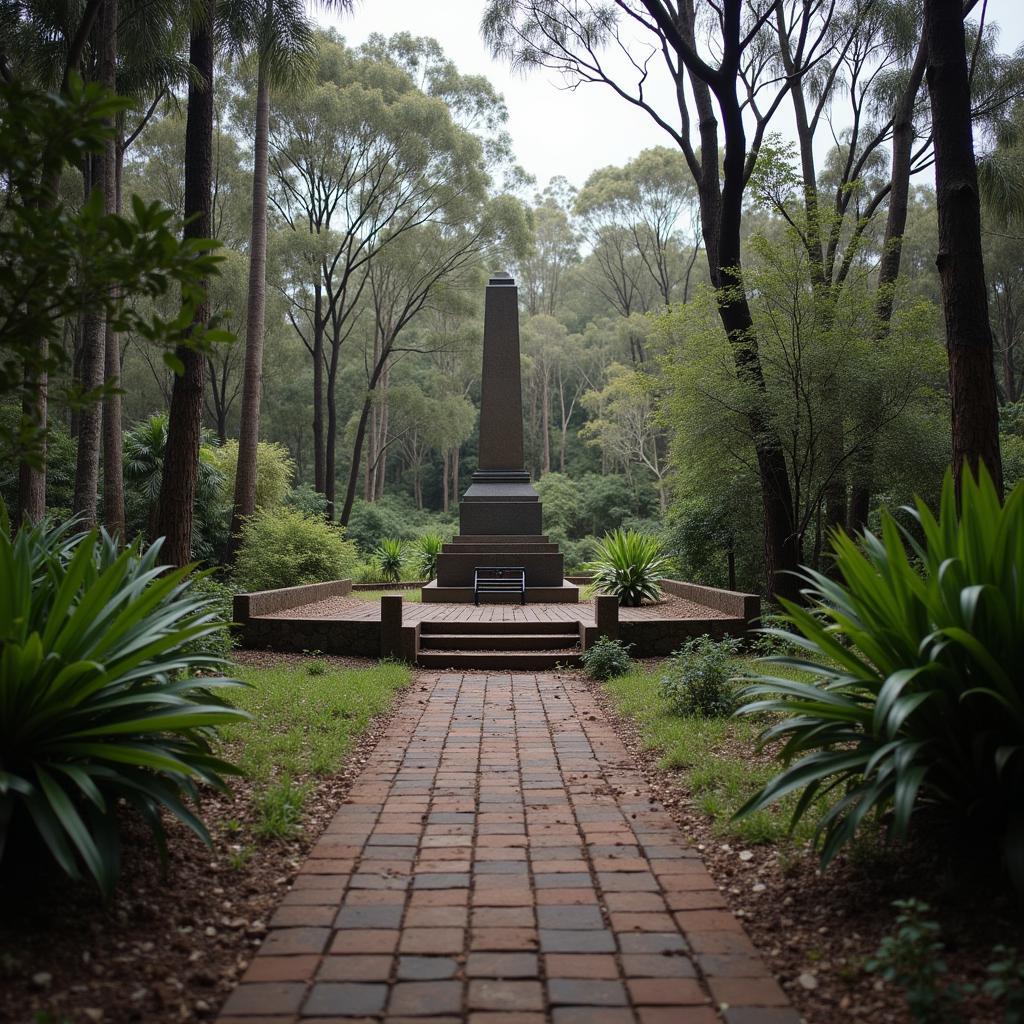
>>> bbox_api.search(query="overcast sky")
[316,0,1024,194]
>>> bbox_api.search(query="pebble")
[739,849,754,861]
[798,972,818,990]
[84,1009,104,1023]
[31,972,52,990]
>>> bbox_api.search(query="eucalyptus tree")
[271,32,513,520]
[517,178,580,317]
[1,0,105,524]
[575,146,700,310]
[924,0,1003,493]
[483,0,838,599]
[156,0,215,566]
[221,0,352,549]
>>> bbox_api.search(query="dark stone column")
[380,595,403,660]
[476,272,526,475]
[595,595,620,641]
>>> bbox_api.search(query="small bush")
[285,481,328,518]
[211,439,294,511]
[0,511,248,896]
[736,467,1024,889]
[585,528,672,606]
[867,900,965,1023]
[583,637,633,681]
[304,660,327,676]
[354,560,390,584]
[414,532,445,580]
[374,537,406,583]
[234,506,358,591]
[185,573,236,659]
[660,635,741,718]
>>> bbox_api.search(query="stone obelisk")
[460,272,542,535]
[426,271,574,602]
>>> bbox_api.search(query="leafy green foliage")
[374,537,406,583]
[585,528,671,606]
[0,511,248,896]
[582,637,632,681]
[123,414,228,561]
[285,482,328,518]
[211,440,295,512]
[0,76,229,461]
[414,532,445,580]
[736,468,1024,887]
[985,946,1024,1023]
[660,635,741,718]
[866,900,966,1023]
[233,506,358,591]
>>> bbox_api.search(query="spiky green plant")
[0,510,248,897]
[735,468,1024,889]
[374,537,406,583]
[584,528,671,606]
[414,533,445,580]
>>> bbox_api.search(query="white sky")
[316,0,1024,193]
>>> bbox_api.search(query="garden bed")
[0,653,412,1024]
[595,664,1024,1023]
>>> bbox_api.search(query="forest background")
[3,0,1024,598]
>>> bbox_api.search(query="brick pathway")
[217,673,798,1024]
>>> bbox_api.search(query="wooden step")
[419,633,579,651]
[416,650,583,670]
[420,620,575,635]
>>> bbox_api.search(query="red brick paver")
[218,673,797,1023]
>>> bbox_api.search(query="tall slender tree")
[924,0,1003,493]
[226,0,350,547]
[156,0,215,565]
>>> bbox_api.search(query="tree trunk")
[231,49,271,548]
[103,117,125,540]
[312,282,325,494]
[156,3,214,565]
[74,153,104,526]
[925,0,1003,494]
[849,40,928,532]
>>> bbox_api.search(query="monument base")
[422,580,580,604]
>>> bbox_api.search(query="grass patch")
[223,660,412,784]
[349,588,423,603]
[603,659,817,847]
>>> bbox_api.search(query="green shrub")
[414,533,444,580]
[354,560,390,584]
[285,481,328,518]
[183,573,236,659]
[211,439,294,511]
[0,510,248,896]
[985,946,1024,1023]
[582,637,633,681]
[234,506,358,591]
[374,537,406,583]
[735,468,1024,887]
[866,900,965,1023]
[660,635,741,718]
[585,528,672,606]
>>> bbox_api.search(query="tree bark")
[312,282,325,494]
[231,46,271,549]
[74,153,104,526]
[156,3,214,565]
[103,121,125,541]
[924,0,1003,495]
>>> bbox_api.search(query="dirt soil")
[587,673,1024,1024]
[0,651,393,1024]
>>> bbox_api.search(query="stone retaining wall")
[660,579,760,625]
[619,616,742,657]
[233,578,352,619]
[239,614,380,657]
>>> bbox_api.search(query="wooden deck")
[265,592,733,625]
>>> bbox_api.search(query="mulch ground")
[588,672,1024,1024]
[0,652,392,1024]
